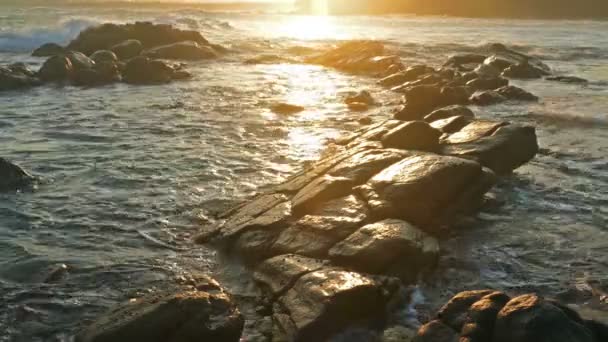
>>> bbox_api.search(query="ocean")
[1,2,607,341]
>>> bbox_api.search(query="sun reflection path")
[281,15,340,41]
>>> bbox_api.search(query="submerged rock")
[143,41,218,60]
[76,284,244,342]
[546,75,588,84]
[345,90,375,106]
[0,158,36,192]
[502,61,549,79]
[270,103,305,115]
[32,42,65,57]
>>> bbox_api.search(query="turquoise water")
[1,3,607,340]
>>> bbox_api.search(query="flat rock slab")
[357,154,492,228]
[76,289,244,342]
[329,219,439,278]
[253,254,327,298]
[279,268,396,341]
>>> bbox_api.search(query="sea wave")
[0,18,99,52]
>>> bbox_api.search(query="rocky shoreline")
[1,22,605,342]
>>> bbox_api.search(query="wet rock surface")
[0,158,36,192]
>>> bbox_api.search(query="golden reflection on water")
[281,15,337,41]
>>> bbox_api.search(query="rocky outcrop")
[143,41,218,60]
[110,39,144,60]
[76,277,244,342]
[305,41,402,75]
[32,42,65,57]
[0,158,36,192]
[0,63,41,91]
[415,291,608,342]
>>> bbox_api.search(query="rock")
[72,61,121,86]
[378,65,435,87]
[213,193,290,242]
[483,55,514,71]
[430,115,472,134]
[111,39,144,59]
[496,85,539,102]
[122,56,174,84]
[253,254,327,297]
[492,294,595,342]
[143,41,218,60]
[291,149,407,214]
[271,195,369,258]
[415,320,458,342]
[546,76,588,84]
[67,22,209,55]
[442,120,507,145]
[66,51,96,70]
[0,64,41,91]
[90,50,118,64]
[32,43,65,57]
[424,105,475,123]
[469,90,506,106]
[358,116,373,125]
[232,229,279,264]
[0,158,35,192]
[473,63,502,79]
[381,121,442,152]
[436,290,496,331]
[347,102,369,112]
[37,55,74,82]
[345,90,375,105]
[305,41,396,75]
[329,219,439,279]
[487,43,551,75]
[444,54,487,69]
[466,77,509,91]
[502,61,548,79]
[76,287,244,342]
[278,268,397,341]
[393,85,442,121]
[270,103,305,115]
[585,320,608,341]
[382,326,417,342]
[442,124,539,175]
[357,154,495,228]
[460,291,511,342]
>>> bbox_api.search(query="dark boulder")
[492,294,595,342]
[67,22,209,55]
[328,219,439,279]
[381,121,442,151]
[278,268,398,341]
[122,56,175,85]
[424,105,474,123]
[32,42,65,57]
[357,154,496,228]
[466,77,509,91]
[487,43,551,75]
[483,55,514,71]
[111,39,144,59]
[469,90,507,106]
[415,320,458,342]
[271,103,305,115]
[72,62,121,86]
[502,61,549,79]
[66,51,96,70]
[90,50,118,64]
[143,41,218,60]
[0,158,36,191]
[0,64,41,91]
[76,283,244,342]
[444,53,487,70]
[496,85,539,102]
[37,55,74,82]
[443,122,539,175]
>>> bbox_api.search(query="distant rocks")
[415,290,608,342]
[0,158,35,192]
[76,277,244,342]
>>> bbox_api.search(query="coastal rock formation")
[0,63,41,91]
[37,55,74,82]
[76,277,244,342]
[122,56,184,85]
[110,39,144,59]
[0,158,36,192]
[414,290,608,342]
[31,42,65,57]
[143,41,218,60]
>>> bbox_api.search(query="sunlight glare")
[281,15,337,41]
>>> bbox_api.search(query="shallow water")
[1,2,607,340]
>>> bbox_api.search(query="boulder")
[424,105,474,123]
[291,149,407,214]
[460,291,511,342]
[278,268,398,341]
[441,120,507,145]
[66,51,96,70]
[72,61,121,86]
[393,85,442,121]
[381,121,442,151]
[0,158,36,191]
[253,254,327,297]
[270,103,305,115]
[430,115,472,134]
[305,41,396,74]
[67,22,209,55]
[466,77,509,91]
[143,41,218,60]
[111,39,144,59]
[443,54,487,69]
[473,63,502,79]
[37,55,74,82]
[90,50,118,64]
[0,64,41,91]
[271,195,369,258]
[483,55,514,71]
[496,85,539,102]
[487,43,551,75]
[469,90,507,106]
[345,90,375,105]
[122,56,174,85]
[436,290,496,331]
[32,43,65,57]
[492,294,595,342]
[378,65,435,87]
[76,286,244,342]
[442,124,539,175]
[329,219,439,279]
[357,154,495,228]
[415,320,458,342]
[382,326,417,342]
[501,61,548,79]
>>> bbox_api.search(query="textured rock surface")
[381,121,442,151]
[0,158,36,191]
[253,254,327,297]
